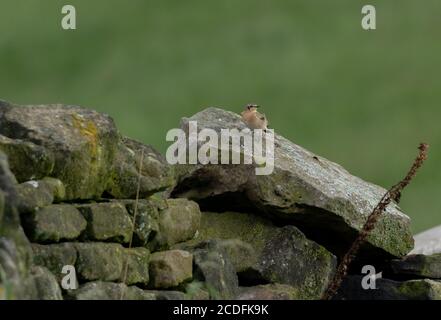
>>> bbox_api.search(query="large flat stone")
[172,107,414,258]
[0,101,120,200]
[0,101,175,200]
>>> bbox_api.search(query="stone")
[0,101,177,201]
[172,107,414,258]
[77,202,132,243]
[336,276,441,300]
[193,242,239,300]
[25,204,87,242]
[107,137,175,199]
[0,238,45,300]
[0,285,5,299]
[0,101,120,200]
[0,239,22,299]
[0,150,18,203]
[237,284,302,300]
[0,134,54,182]
[176,238,257,273]
[123,199,160,248]
[256,225,336,298]
[41,177,66,202]
[0,190,4,225]
[143,290,187,300]
[75,243,124,281]
[32,243,77,282]
[0,150,36,300]
[16,181,53,213]
[215,239,255,273]
[184,281,210,300]
[0,151,34,288]
[173,238,256,274]
[68,281,156,300]
[121,247,150,286]
[391,253,441,279]
[153,198,201,249]
[16,178,65,213]
[149,250,193,289]
[411,225,441,255]
[194,211,336,299]
[0,217,32,278]
[30,266,63,300]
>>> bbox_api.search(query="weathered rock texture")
[149,250,193,288]
[77,202,132,243]
[173,107,414,258]
[391,253,441,279]
[411,225,441,255]
[0,100,174,200]
[25,204,87,242]
[238,284,302,300]
[177,212,336,299]
[0,101,435,300]
[336,276,441,300]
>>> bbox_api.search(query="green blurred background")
[0,0,439,233]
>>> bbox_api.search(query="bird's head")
[245,104,259,112]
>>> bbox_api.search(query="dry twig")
[322,143,429,300]
[120,148,144,300]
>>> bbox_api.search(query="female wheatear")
[240,104,268,131]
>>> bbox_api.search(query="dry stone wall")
[0,100,440,300]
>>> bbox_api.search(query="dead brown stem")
[120,148,145,300]
[322,143,429,300]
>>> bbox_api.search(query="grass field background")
[1,0,439,233]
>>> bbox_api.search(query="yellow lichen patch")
[71,113,99,160]
[71,113,104,185]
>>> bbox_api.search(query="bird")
[240,104,268,131]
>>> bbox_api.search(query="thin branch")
[120,148,145,300]
[322,143,429,300]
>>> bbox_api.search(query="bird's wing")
[260,113,269,127]
[256,111,266,120]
